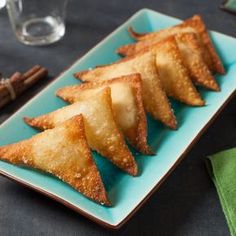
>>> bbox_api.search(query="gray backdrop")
[0,0,236,235]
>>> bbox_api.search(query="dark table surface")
[1,0,236,235]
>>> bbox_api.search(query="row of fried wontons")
[0,15,225,205]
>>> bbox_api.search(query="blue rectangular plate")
[0,9,236,229]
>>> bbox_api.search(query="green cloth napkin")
[221,0,236,13]
[206,148,236,236]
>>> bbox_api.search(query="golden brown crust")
[154,36,205,106]
[183,15,225,74]
[117,32,219,91]
[57,74,153,155]
[117,44,136,57]
[74,48,177,129]
[116,36,205,106]
[128,26,147,39]
[74,70,90,80]
[127,15,225,74]
[121,26,213,72]
[128,76,154,154]
[128,27,150,41]
[24,88,138,176]
[175,33,219,91]
[0,115,110,205]
[23,116,54,130]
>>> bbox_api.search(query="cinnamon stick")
[0,65,48,109]
[23,65,42,78]
[24,67,48,86]
[0,72,22,98]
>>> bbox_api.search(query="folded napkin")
[221,0,236,13]
[206,148,236,236]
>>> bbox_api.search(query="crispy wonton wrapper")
[0,115,110,205]
[76,37,204,107]
[24,88,138,176]
[153,36,205,106]
[57,74,152,154]
[117,32,219,91]
[128,15,225,74]
[75,52,177,130]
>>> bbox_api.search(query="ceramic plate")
[0,9,236,229]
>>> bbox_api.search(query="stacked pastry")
[0,15,225,206]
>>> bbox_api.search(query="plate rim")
[1,90,235,230]
[0,8,149,129]
[0,8,236,230]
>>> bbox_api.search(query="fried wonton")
[57,74,152,154]
[76,37,204,107]
[75,52,177,130]
[128,15,225,74]
[24,88,138,176]
[0,115,110,205]
[174,33,219,91]
[117,32,219,91]
[154,36,205,106]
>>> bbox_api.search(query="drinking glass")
[6,0,68,46]
[0,0,6,9]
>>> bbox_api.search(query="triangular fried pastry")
[154,37,205,106]
[0,115,110,205]
[117,32,219,91]
[75,53,177,130]
[76,37,204,107]
[174,33,219,91]
[128,15,225,74]
[57,74,152,154]
[24,88,138,176]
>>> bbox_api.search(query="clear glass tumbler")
[0,0,6,9]
[6,0,68,46]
